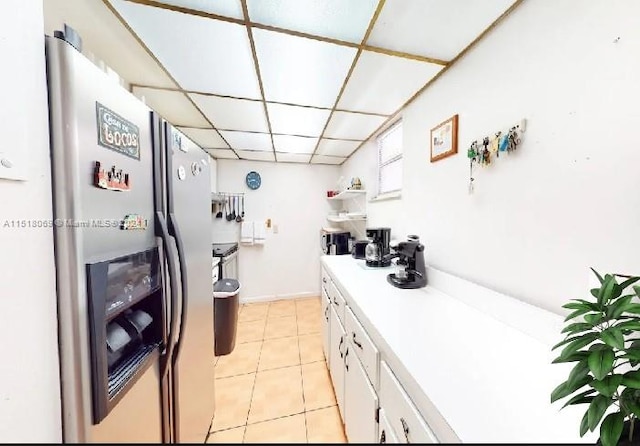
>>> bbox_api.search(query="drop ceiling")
[43,0,521,164]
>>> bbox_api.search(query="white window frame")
[374,120,403,201]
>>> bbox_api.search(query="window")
[376,121,403,197]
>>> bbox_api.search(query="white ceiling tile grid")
[316,139,362,157]
[367,0,518,61]
[190,94,269,133]
[132,86,209,127]
[246,0,378,44]
[252,28,358,107]
[219,130,273,151]
[323,111,387,140]
[275,152,313,163]
[236,150,276,162]
[266,103,331,137]
[311,155,346,165]
[151,0,244,19]
[109,0,262,98]
[272,135,319,154]
[206,148,238,159]
[338,50,444,115]
[176,127,230,148]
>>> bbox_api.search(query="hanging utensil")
[225,197,231,221]
[215,200,223,219]
[230,196,236,221]
[236,196,243,222]
[241,195,245,220]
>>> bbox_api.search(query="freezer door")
[164,123,215,443]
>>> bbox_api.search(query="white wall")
[342,0,640,315]
[0,0,62,441]
[215,159,340,301]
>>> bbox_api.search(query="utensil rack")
[211,192,244,203]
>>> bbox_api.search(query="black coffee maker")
[365,227,391,267]
[387,235,427,289]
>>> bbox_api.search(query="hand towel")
[240,221,254,245]
[254,221,266,245]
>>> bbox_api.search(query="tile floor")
[206,297,347,443]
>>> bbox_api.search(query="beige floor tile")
[264,315,298,339]
[244,414,307,443]
[239,303,269,323]
[295,297,321,314]
[302,362,336,411]
[297,313,321,335]
[208,425,246,443]
[248,366,304,424]
[258,337,301,371]
[268,299,296,318]
[298,333,324,364]
[306,406,346,443]
[210,374,255,431]
[236,319,266,344]
[215,341,262,378]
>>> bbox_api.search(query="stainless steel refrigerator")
[45,33,215,443]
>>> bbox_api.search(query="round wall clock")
[246,171,261,190]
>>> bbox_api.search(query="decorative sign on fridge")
[96,102,140,160]
[120,214,148,230]
[93,161,131,191]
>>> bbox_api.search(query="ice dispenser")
[86,247,164,424]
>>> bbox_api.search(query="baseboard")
[239,291,318,304]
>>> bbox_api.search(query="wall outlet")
[273,224,278,234]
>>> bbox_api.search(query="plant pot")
[596,420,640,446]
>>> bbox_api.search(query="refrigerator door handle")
[156,211,179,379]
[168,212,188,367]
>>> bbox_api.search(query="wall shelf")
[327,215,367,223]
[327,189,366,200]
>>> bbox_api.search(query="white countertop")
[321,255,597,444]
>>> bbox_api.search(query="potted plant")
[551,269,640,446]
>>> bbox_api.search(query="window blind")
[377,122,403,195]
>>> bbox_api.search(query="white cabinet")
[344,343,379,443]
[345,307,379,388]
[321,286,331,367]
[329,305,346,420]
[379,361,437,443]
[378,408,400,443]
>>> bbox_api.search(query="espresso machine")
[387,235,427,289]
[365,227,392,267]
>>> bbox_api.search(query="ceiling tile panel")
[275,152,312,163]
[237,150,276,162]
[177,127,229,148]
[132,86,209,127]
[338,51,443,115]
[219,131,273,151]
[109,0,261,98]
[267,103,331,137]
[368,0,517,61]
[316,139,362,157]
[206,148,238,159]
[153,0,243,19]
[246,0,378,43]
[272,135,318,154]
[323,111,387,140]
[311,155,346,165]
[253,29,358,107]
[190,94,269,132]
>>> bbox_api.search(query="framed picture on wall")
[430,114,459,162]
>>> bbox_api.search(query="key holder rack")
[466,118,527,194]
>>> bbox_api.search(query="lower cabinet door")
[378,408,400,443]
[329,305,346,420]
[344,351,379,443]
[321,287,331,367]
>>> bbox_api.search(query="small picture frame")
[430,114,459,162]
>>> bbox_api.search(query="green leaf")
[565,308,594,322]
[562,322,595,336]
[584,312,605,326]
[562,388,596,409]
[567,360,591,388]
[580,410,590,437]
[601,327,625,350]
[607,295,635,320]
[560,333,598,359]
[588,395,612,432]
[614,319,640,332]
[587,348,615,380]
[563,301,594,311]
[590,374,623,397]
[619,276,640,290]
[551,376,593,403]
[634,285,640,297]
[624,303,640,315]
[591,268,605,285]
[599,275,617,306]
[620,388,640,418]
[622,371,640,389]
[552,351,590,364]
[599,412,624,446]
[553,332,598,351]
[591,288,601,299]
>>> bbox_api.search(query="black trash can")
[213,278,240,356]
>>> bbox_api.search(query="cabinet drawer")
[321,268,332,290]
[378,408,400,443]
[379,361,437,443]
[329,281,346,324]
[345,307,379,388]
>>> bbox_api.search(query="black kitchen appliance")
[321,231,351,255]
[351,240,369,259]
[365,227,391,267]
[212,242,239,280]
[387,235,427,289]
